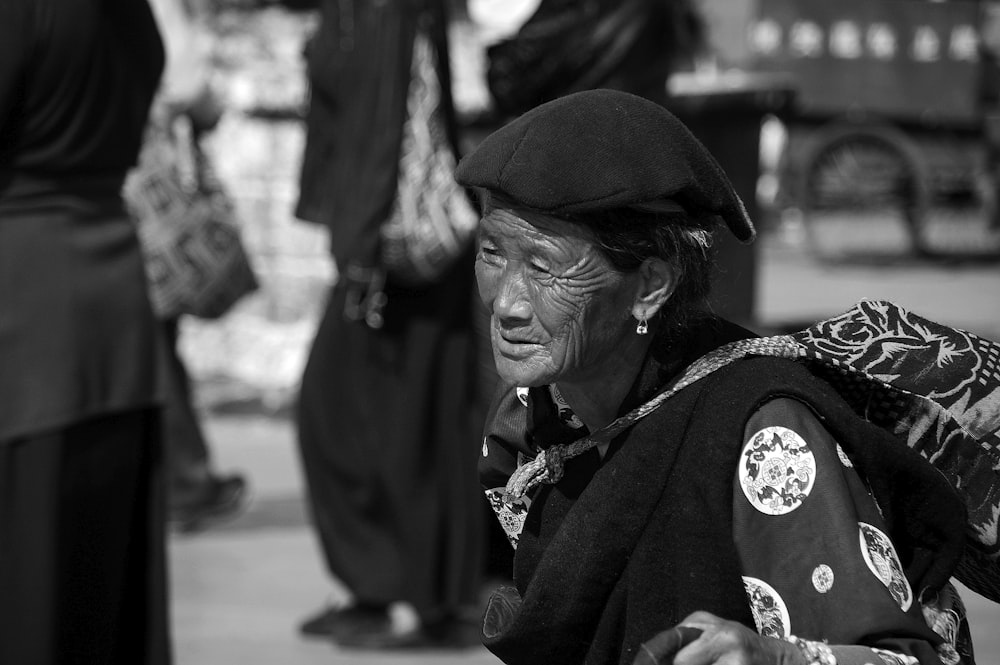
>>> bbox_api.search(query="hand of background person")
[184,82,225,134]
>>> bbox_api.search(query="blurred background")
[165,0,1000,662]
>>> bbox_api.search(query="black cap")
[455,89,755,243]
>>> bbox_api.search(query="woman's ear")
[631,257,675,321]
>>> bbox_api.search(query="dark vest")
[484,357,965,665]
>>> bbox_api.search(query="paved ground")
[169,231,1000,664]
[757,227,1000,341]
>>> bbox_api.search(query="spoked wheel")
[799,123,929,263]
[920,167,1000,261]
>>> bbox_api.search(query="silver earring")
[636,315,648,335]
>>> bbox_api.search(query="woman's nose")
[493,269,532,323]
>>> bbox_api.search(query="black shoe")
[335,613,478,651]
[169,473,248,532]
[299,606,341,637]
[298,603,390,641]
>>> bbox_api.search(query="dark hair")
[567,207,720,335]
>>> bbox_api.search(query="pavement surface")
[170,231,1000,664]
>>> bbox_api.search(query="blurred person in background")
[0,1,171,663]
[144,0,250,533]
[482,0,706,120]
[286,0,489,649]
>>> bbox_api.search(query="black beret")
[455,89,755,243]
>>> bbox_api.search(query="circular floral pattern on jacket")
[859,522,912,611]
[811,564,834,593]
[740,426,817,515]
[742,576,789,638]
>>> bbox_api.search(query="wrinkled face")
[475,207,640,387]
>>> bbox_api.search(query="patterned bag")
[124,113,258,320]
[505,300,1000,602]
[783,300,1000,603]
[379,31,479,287]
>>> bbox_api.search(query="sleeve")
[732,397,950,665]
[0,1,30,140]
[147,0,220,129]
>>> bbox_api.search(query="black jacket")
[481,320,963,665]
[294,0,459,267]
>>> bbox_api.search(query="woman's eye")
[528,262,551,275]
[479,245,502,262]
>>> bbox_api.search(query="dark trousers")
[161,318,211,491]
[0,408,170,665]
[296,266,487,620]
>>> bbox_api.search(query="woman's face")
[475,207,640,388]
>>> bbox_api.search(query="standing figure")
[292,0,487,648]
[144,0,249,532]
[0,1,170,663]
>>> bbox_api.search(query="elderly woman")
[455,89,972,665]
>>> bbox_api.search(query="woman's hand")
[672,612,803,665]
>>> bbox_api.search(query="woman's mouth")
[495,333,542,358]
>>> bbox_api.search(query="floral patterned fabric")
[791,300,1000,603]
[736,397,967,665]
